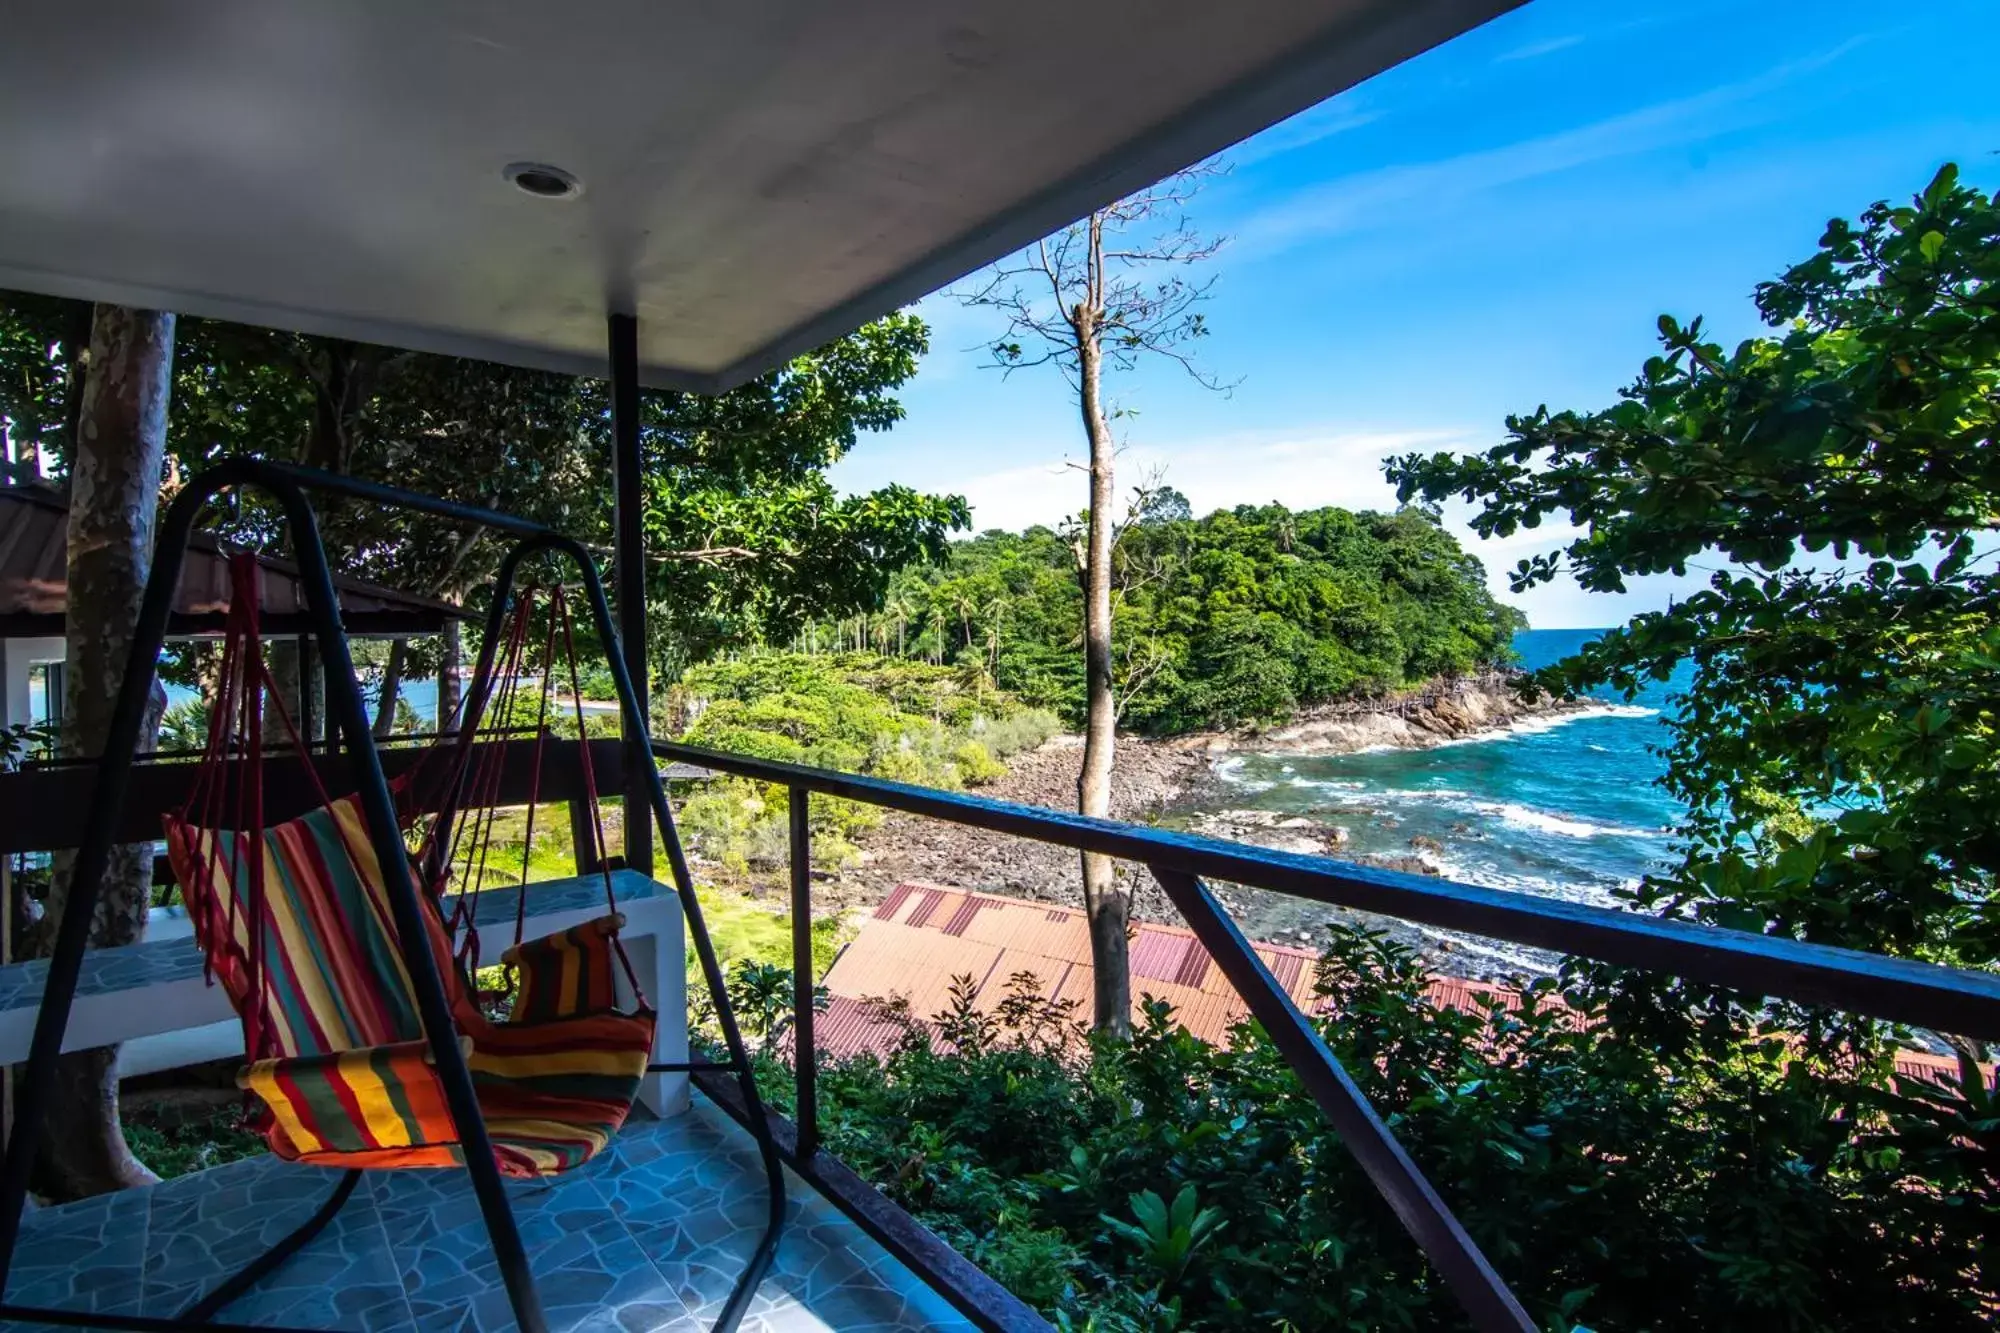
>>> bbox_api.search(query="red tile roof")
[826,883,1329,1056]
[821,885,1996,1093]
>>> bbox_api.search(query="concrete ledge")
[0,870,689,1114]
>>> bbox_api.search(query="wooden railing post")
[790,785,818,1160]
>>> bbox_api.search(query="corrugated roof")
[0,482,462,639]
[821,885,1997,1093]
[826,884,1324,1052]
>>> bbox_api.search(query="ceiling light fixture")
[503,162,582,200]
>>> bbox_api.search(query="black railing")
[653,738,2000,1333]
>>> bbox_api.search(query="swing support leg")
[179,1171,364,1322]
[463,532,789,1333]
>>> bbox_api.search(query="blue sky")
[829,0,2000,629]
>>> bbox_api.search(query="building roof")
[822,882,1328,1054]
[821,884,1995,1091]
[0,482,461,639]
[0,1,1519,392]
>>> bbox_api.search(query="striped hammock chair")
[162,555,655,1178]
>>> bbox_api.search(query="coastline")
[840,672,1595,978]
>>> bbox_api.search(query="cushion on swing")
[503,914,633,1024]
[462,1005,658,1176]
[240,1038,463,1161]
[239,1013,656,1177]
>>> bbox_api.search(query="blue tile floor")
[9,1094,977,1332]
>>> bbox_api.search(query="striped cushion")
[504,915,625,1024]
[240,1039,460,1159]
[463,1007,657,1176]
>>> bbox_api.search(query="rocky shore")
[839,672,1586,979]
[1191,670,1592,756]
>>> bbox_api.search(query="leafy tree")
[1389,163,2000,1069]
[962,169,1229,1039]
[1,299,968,712]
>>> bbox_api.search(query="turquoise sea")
[1204,628,1690,971]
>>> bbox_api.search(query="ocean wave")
[1285,775,1365,791]
[1470,801,1661,840]
[1421,857,1629,914]
[1422,702,1657,750]
[1212,758,1279,793]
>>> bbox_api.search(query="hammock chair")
[163,555,655,1179]
[0,462,784,1333]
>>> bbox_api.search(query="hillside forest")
[789,498,1525,735]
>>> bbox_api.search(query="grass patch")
[696,883,853,978]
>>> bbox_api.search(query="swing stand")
[0,459,787,1333]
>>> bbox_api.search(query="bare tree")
[961,167,1227,1038]
[34,304,175,1198]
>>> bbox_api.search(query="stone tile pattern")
[10,1094,976,1332]
[0,871,665,1013]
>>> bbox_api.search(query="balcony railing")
[652,738,2000,1333]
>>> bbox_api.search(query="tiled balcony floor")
[9,1094,976,1332]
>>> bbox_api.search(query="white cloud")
[1233,36,1871,257]
[954,426,1468,533]
[1226,97,1383,168]
[1494,33,1586,64]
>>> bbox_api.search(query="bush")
[976,707,1062,758]
[951,739,1005,785]
[767,926,1995,1331]
[671,652,1045,876]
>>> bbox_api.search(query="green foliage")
[1388,164,2000,993]
[122,1099,263,1180]
[0,297,967,686]
[687,885,851,979]
[157,700,209,754]
[1101,1184,1225,1295]
[826,503,1522,734]
[951,739,1005,786]
[787,926,1992,1331]
[0,720,54,769]
[669,652,1051,872]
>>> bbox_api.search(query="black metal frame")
[0,459,786,1333]
[653,739,2000,1333]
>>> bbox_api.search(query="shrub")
[951,739,1005,785]
[755,925,1996,1331]
[977,707,1062,758]
[670,652,1045,880]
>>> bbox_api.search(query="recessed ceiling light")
[503,162,582,200]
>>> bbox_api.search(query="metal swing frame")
[0,457,787,1333]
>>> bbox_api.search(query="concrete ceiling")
[0,1,1517,391]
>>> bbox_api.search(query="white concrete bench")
[0,869,689,1116]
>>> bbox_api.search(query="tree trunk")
[439,616,463,730]
[372,638,405,738]
[32,304,175,1200]
[264,638,303,744]
[1074,318,1128,1040]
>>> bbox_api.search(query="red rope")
[512,596,563,957]
[553,586,644,1003]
